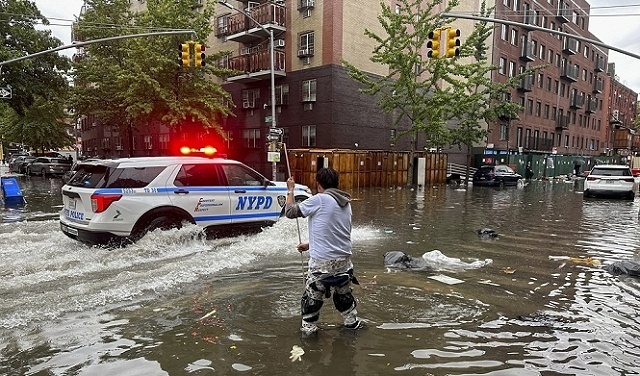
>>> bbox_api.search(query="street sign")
[265,116,273,123]
[0,87,12,99]
[269,127,283,135]
[267,151,280,162]
[267,134,279,141]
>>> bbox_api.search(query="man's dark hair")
[316,167,339,189]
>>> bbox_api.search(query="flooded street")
[2,175,640,375]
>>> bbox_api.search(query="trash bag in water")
[422,250,493,271]
[603,260,640,277]
[383,251,431,270]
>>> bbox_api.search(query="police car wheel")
[132,215,180,241]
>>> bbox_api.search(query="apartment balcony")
[518,74,533,92]
[570,93,585,109]
[520,40,535,61]
[555,115,569,130]
[560,64,578,82]
[556,2,570,23]
[595,56,606,72]
[227,49,287,83]
[220,2,286,44]
[593,77,604,93]
[585,97,598,113]
[522,9,537,30]
[524,136,554,152]
[562,37,578,55]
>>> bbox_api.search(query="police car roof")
[76,156,239,168]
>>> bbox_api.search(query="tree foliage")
[70,0,233,138]
[344,0,544,183]
[0,0,72,152]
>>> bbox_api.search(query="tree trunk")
[465,144,472,187]
[406,132,417,187]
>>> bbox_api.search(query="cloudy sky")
[34,0,640,93]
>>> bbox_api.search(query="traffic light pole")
[0,30,195,67]
[439,13,640,61]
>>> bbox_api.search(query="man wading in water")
[285,167,362,335]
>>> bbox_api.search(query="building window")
[243,129,261,148]
[525,128,531,148]
[535,101,541,117]
[144,135,153,150]
[527,98,533,115]
[537,73,543,88]
[274,84,289,105]
[499,123,508,140]
[499,57,507,74]
[551,106,557,120]
[159,134,169,150]
[539,45,545,60]
[546,77,551,91]
[241,88,260,108]
[510,29,518,45]
[299,31,315,56]
[516,127,523,147]
[302,125,316,147]
[501,24,508,41]
[302,79,317,102]
[544,104,550,118]
[508,61,516,77]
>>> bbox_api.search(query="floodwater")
[2,174,640,375]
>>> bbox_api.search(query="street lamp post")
[219,0,278,181]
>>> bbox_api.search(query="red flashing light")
[179,145,217,156]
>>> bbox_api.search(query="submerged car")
[583,164,637,199]
[472,165,522,187]
[59,156,313,246]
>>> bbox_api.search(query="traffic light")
[179,42,191,67]
[427,29,441,58]
[194,43,206,67]
[445,28,461,58]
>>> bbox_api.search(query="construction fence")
[286,149,448,191]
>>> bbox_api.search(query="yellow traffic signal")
[427,29,441,59]
[179,42,191,67]
[194,43,206,67]
[445,28,460,58]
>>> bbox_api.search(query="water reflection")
[2,180,640,375]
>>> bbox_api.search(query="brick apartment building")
[75,0,638,179]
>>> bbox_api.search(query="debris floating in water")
[289,345,305,362]
[199,308,217,321]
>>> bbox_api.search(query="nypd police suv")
[59,156,312,246]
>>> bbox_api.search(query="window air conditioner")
[274,39,285,48]
[298,48,310,57]
[115,145,123,150]
[241,47,251,55]
[243,100,255,109]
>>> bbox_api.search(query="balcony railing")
[570,93,585,108]
[227,49,286,82]
[520,40,535,61]
[556,2,570,23]
[560,64,578,81]
[518,74,533,92]
[595,57,606,72]
[555,115,570,130]
[593,78,603,93]
[226,2,286,35]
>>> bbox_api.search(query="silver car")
[26,157,72,177]
[583,165,637,199]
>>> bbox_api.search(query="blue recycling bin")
[1,176,25,206]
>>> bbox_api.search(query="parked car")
[59,156,313,246]
[26,157,72,177]
[472,165,522,187]
[9,156,36,174]
[583,164,637,199]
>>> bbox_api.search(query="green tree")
[70,0,233,150]
[344,0,542,185]
[0,0,72,152]
[343,0,461,185]
[444,2,544,184]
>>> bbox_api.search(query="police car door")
[220,163,279,225]
[170,163,230,226]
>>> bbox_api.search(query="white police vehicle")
[59,156,312,246]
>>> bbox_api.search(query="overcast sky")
[34,0,640,94]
